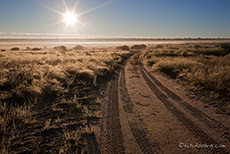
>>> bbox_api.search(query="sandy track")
[100,55,229,153]
[139,63,229,153]
[119,70,162,154]
[142,65,230,144]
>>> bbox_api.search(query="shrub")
[32,47,41,51]
[221,43,230,51]
[73,45,84,50]
[131,44,147,50]
[54,45,67,51]
[10,47,20,51]
[116,45,130,50]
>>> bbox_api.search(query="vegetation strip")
[142,66,230,143]
[139,63,228,153]
[119,69,163,154]
[143,43,230,112]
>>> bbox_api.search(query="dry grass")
[0,45,132,153]
[143,43,230,113]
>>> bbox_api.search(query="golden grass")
[0,47,130,103]
[143,43,230,112]
[0,45,132,153]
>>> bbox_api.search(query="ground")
[98,53,230,153]
[0,40,230,153]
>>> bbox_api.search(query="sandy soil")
[99,55,230,153]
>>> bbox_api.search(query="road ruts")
[106,75,125,154]
[142,65,230,143]
[119,69,163,154]
[139,63,229,154]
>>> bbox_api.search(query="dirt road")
[98,55,230,154]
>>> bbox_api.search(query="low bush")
[131,44,147,50]
[221,43,230,51]
[32,47,41,51]
[53,45,67,51]
[116,45,130,50]
[10,47,20,51]
[73,45,84,50]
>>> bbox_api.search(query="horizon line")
[0,32,230,40]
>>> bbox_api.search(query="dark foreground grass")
[0,45,133,153]
[143,43,230,113]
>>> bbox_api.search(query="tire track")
[119,69,163,154]
[139,63,228,153]
[120,69,134,113]
[142,65,230,142]
[106,75,125,153]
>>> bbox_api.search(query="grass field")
[1,42,230,153]
[143,43,230,113]
[0,45,132,153]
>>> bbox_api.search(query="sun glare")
[64,12,78,25]
[46,0,114,31]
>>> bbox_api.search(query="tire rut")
[119,69,163,154]
[139,63,229,153]
[106,75,125,153]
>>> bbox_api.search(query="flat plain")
[0,39,230,153]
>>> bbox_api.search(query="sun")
[64,12,78,25]
[46,0,114,30]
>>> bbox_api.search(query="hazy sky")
[0,0,230,38]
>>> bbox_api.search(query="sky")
[0,0,230,38]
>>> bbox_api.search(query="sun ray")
[77,0,115,17]
[72,0,79,13]
[62,0,69,12]
[45,5,65,16]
